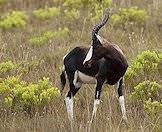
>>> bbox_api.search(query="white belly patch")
[78,71,96,84]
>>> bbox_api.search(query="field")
[0,0,162,132]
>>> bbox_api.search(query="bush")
[0,76,60,113]
[64,9,80,21]
[129,81,162,102]
[0,61,16,73]
[0,0,7,5]
[29,31,56,46]
[29,27,69,46]
[89,4,103,22]
[0,11,28,29]
[63,0,111,9]
[63,0,83,9]
[33,7,60,20]
[111,7,148,28]
[125,50,161,80]
[144,98,162,116]
[89,0,112,22]
[129,80,162,116]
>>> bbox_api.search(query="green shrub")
[89,0,112,22]
[158,52,162,75]
[111,7,148,28]
[29,27,69,46]
[63,0,83,9]
[0,0,7,5]
[0,61,16,73]
[33,7,60,20]
[90,4,103,22]
[29,31,56,46]
[64,9,80,21]
[126,51,162,117]
[125,51,161,80]
[0,76,60,113]
[144,98,162,116]
[63,0,111,9]
[56,27,70,38]
[129,80,162,116]
[129,81,162,102]
[0,11,28,29]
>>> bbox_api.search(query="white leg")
[65,96,74,122]
[119,96,127,121]
[90,99,100,123]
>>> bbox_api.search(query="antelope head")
[83,9,109,67]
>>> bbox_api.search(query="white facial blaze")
[96,34,103,43]
[119,96,127,120]
[83,46,93,64]
[83,34,103,65]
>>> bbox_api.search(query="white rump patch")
[78,71,96,84]
[83,46,93,64]
[119,96,127,120]
[65,96,73,121]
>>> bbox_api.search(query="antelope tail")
[60,70,66,93]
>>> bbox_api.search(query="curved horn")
[92,9,109,41]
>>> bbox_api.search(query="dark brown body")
[64,44,128,85]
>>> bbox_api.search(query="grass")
[0,0,162,132]
[0,85,161,132]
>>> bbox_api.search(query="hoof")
[122,116,130,128]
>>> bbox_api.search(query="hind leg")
[117,78,127,121]
[65,71,81,122]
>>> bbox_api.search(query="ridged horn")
[92,9,109,41]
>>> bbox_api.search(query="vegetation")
[0,61,16,73]
[0,76,60,114]
[0,11,27,29]
[129,81,162,115]
[28,28,69,46]
[0,0,7,5]
[111,7,148,28]
[33,7,60,20]
[125,50,161,81]
[0,0,162,131]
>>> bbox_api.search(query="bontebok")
[60,9,128,123]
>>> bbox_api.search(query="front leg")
[90,76,105,123]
